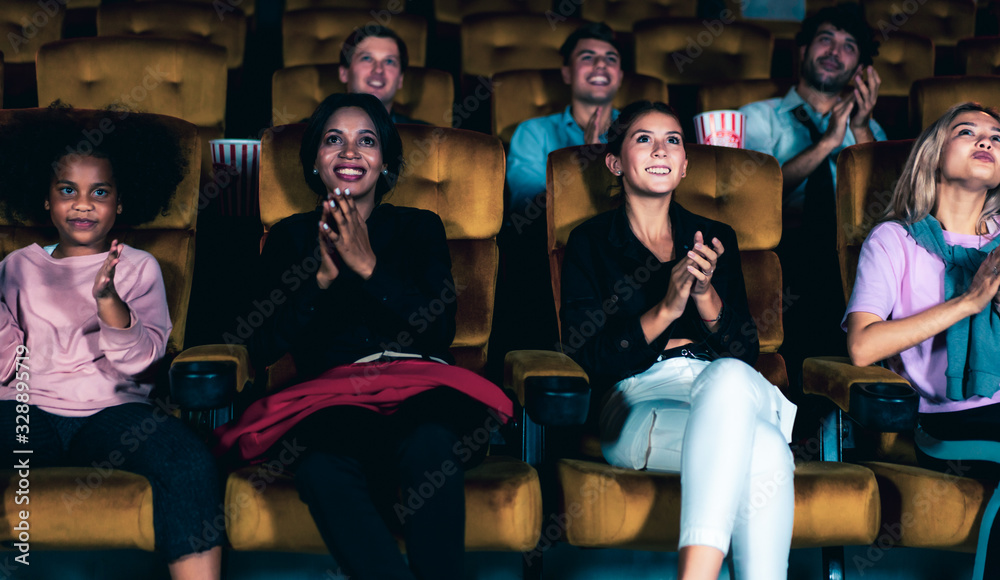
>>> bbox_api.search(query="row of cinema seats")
[3,106,994,579]
[4,1,1000,127]
[5,27,1000,181]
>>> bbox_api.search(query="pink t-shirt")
[845,220,1000,413]
[0,244,171,416]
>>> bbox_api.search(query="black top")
[249,203,456,379]
[560,201,758,397]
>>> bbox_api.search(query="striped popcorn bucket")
[209,139,261,217]
[693,110,745,149]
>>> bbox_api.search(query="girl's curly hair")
[0,105,188,226]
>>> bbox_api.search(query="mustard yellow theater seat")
[874,30,934,98]
[696,78,792,113]
[282,8,427,67]
[513,142,883,576]
[0,109,201,551]
[958,36,1000,75]
[492,69,667,148]
[35,37,227,184]
[436,0,551,25]
[97,1,247,70]
[910,76,1000,134]
[634,17,773,85]
[580,0,697,32]
[272,64,454,127]
[285,0,406,10]
[216,123,542,554]
[863,0,975,48]
[0,51,4,108]
[0,0,65,108]
[804,140,1000,561]
[138,0,256,19]
[460,13,587,78]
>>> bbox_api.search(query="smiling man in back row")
[506,22,624,212]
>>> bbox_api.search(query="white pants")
[600,357,797,579]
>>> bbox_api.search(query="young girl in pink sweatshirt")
[0,108,223,580]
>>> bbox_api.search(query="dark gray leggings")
[0,400,224,561]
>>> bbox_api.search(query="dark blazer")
[248,203,456,379]
[560,201,759,397]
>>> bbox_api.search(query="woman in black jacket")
[561,101,796,580]
[230,93,510,580]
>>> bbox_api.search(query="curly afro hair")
[0,105,188,227]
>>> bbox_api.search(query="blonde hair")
[884,102,1000,234]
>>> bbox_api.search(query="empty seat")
[696,78,792,113]
[286,0,406,10]
[910,76,1000,134]
[580,0,697,32]
[97,1,247,69]
[436,0,551,25]
[282,8,427,67]
[958,36,1000,75]
[871,30,935,138]
[272,64,454,126]
[633,17,773,84]
[460,13,586,78]
[36,37,227,183]
[0,0,65,108]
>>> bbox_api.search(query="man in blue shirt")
[740,4,883,229]
[740,4,883,423]
[506,22,623,212]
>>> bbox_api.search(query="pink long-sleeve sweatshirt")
[0,243,171,416]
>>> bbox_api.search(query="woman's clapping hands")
[316,188,377,289]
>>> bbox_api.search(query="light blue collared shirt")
[739,88,886,226]
[506,105,619,211]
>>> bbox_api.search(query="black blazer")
[247,203,456,379]
[560,201,759,397]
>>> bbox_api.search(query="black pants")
[917,403,1000,577]
[288,388,491,580]
[0,401,224,561]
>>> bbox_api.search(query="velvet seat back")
[581,0,696,32]
[0,0,65,66]
[259,123,503,375]
[272,64,454,127]
[491,69,668,149]
[137,0,256,18]
[0,108,201,357]
[460,13,586,78]
[547,143,784,363]
[35,37,227,185]
[958,37,1000,75]
[634,18,773,84]
[863,0,975,48]
[834,140,915,304]
[97,2,247,69]
[281,9,427,67]
[285,0,406,11]
[696,78,792,113]
[909,76,1000,134]
[436,0,550,25]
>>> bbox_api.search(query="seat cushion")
[863,461,996,552]
[557,458,880,550]
[225,455,541,552]
[1,468,155,550]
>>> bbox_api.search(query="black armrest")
[848,382,919,433]
[169,360,237,410]
[524,375,591,426]
[504,350,591,426]
[168,344,252,411]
